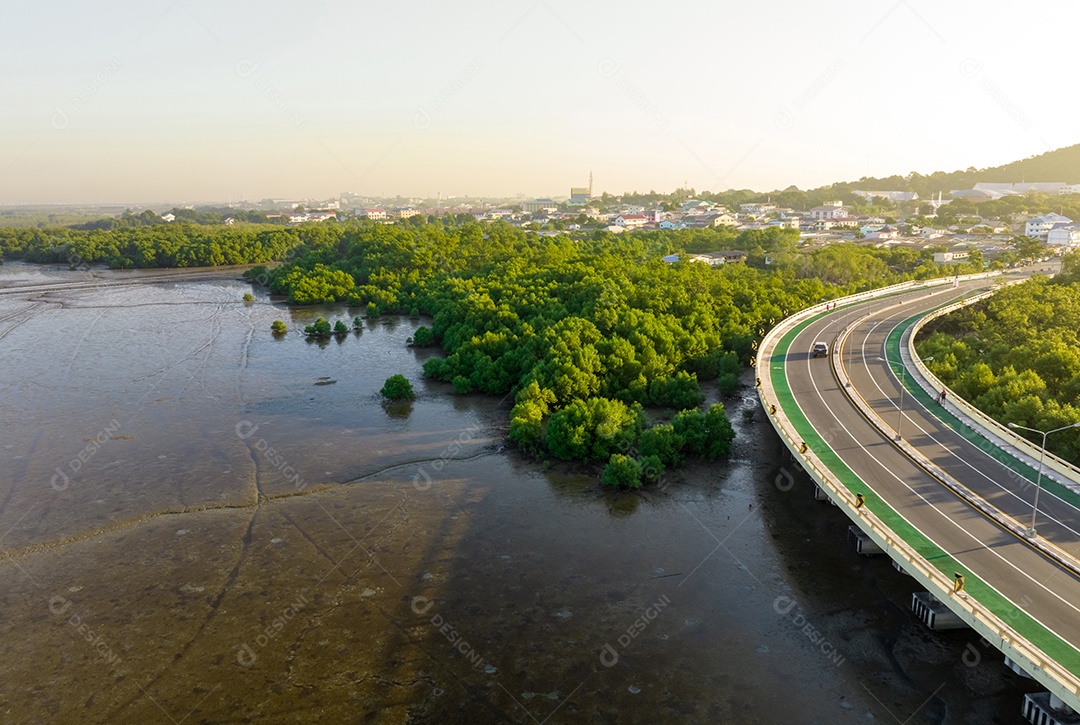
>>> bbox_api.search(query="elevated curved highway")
[758,272,1080,717]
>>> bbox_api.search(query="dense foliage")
[241,219,969,473]
[2,216,975,477]
[0,224,304,268]
[917,255,1080,462]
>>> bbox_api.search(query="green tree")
[1012,235,1047,261]
[271,319,287,335]
[304,317,332,336]
[381,374,416,400]
[638,424,684,467]
[602,454,643,489]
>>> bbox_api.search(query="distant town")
[200,179,1080,267]
[5,177,1080,271]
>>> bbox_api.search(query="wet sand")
[0,264,1036,723]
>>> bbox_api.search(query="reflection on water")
[0,266,1034,723]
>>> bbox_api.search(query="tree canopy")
[917,258,1080,462]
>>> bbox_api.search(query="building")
[1025,213,1073,239]
[853,191,918,203]
[1047,224,1080,246]
[161,213,176,222]
[809,204,848,220]
[613,214,648,229]
[570,187,591,204]
[521,199,558,213]
[687,250,748,266]
[952,182,1069,201]
[358,208,388,220]
[933,251,970,264]
[975,182,1066,195]
[739,202,777,215]
[659,220,677,230]
[394,207,421,219]
[865,225,898,240]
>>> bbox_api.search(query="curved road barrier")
[757,270,1080,717]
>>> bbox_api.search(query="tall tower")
[589,171,593,197]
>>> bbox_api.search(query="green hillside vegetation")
[916,254,1080,463]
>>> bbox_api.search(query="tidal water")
[0,263,1035,723]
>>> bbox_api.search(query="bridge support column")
[910,592,966,630]
[1022,692,1080,724]
[812,484,829,501]
[891,559,911,576]
[846,525,882,555]
[1005,656,1034,679]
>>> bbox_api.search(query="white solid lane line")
[851,308,1080,538]
[787,303,1080,645]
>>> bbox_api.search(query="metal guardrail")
[907,294,1080,492]
[755,271,1080,711]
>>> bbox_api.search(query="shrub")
[638,424,684,467]
[271,320,287,334]
[413,326,435,347]
[602,454,643,489]
[717,372,741,397]
[381,374,416,400]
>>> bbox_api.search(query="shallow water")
[0,263,1035,723]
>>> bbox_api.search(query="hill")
[814,143,1080,199]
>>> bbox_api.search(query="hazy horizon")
[3,1,1077,205]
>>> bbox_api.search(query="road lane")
[781,280,1080,661]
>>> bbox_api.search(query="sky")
[2,1,1078,205]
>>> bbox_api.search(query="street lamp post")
[1006,421,1080,537]
[878,355,933,441]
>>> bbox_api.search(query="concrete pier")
[846,525,883,555]
[1023,691,1080,724]
[910,592,966,630]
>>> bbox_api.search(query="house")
[1025,213,1072,238]
[161,213,176,223]
[613,214,648,229]
[739,202,777,215]
[661,254,681,264]
[659,220,677,230]
[682,212,738,229]
[224,217,236,226]
[681,200,719,215]
[394,207,421,219]
[688,250,748,266]
[358,208,388,220]
[768,217,800,229]
[933,250,970,264]
[810,204,848,220]
[602,225,625,234]
[865,226,898,240]
[1047,224,1080,246]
